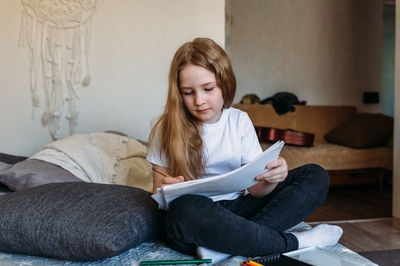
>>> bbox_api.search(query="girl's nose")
[194,93,205,105]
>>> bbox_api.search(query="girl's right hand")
[160,175,185,186]
[152,164,185,194]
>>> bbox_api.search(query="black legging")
[164,163,329,257]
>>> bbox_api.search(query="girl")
[147,38,342,263]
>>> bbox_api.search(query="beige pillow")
[114,154,153,193]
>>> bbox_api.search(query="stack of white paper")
[152,141,285,210]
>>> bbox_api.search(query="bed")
[0,134,377,265]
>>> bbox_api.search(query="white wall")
[226,0,382,113]
[0,0,225,156]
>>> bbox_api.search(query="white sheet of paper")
[152,141,284,209]
[284,246,375,266]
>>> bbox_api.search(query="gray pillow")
[0,159,83,191]
[0,152,27,164]
[0,182,163,261]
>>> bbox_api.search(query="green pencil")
[140,259,212,265]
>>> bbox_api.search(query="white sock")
[292,224,343,249]
[196,246,231,264]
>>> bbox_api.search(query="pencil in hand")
[151,166,171,177]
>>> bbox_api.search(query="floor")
[327,218,400,253]
[304,182,400,253]
[306,184,392,222]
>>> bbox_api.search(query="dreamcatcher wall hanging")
[18,0,97,139]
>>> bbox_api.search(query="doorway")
[225,0,394,223]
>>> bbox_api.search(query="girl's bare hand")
[255,156,288,183]
[160,175,185,186]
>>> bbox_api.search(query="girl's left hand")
[255,156,288,183]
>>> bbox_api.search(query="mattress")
[0,190,375,266]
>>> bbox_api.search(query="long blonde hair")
[148,38,236,180]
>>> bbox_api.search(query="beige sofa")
[234,104,393,188]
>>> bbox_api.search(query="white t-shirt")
[147,107,262,201]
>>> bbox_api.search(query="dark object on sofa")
[324,113,393,149]
[0,182,163,261]
[0,152,27,164]
[260,92,307,115]
[240,94,261,104]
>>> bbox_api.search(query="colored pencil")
[246,260,264,266]
[151,166,172,177]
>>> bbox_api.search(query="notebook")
[246,253,311,265]
[152,141,284,210]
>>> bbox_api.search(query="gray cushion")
[0,159,83,191]
[0,182,163,261]
[0,152,27,164]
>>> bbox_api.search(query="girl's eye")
[182,91,193,96]
[205,87,215,92]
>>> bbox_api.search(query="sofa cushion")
[324,113,393,149]
[0,133,153,193]
[0,153,27,164]
[262,142,393,171]
[0,182,163,261]
[29,133,153,192]
[0,159,83,191]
